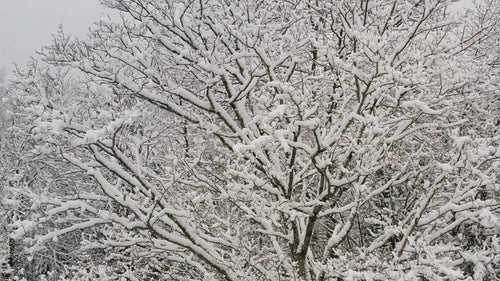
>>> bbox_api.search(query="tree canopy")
[1,0,499,280]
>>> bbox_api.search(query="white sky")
[0,0,108,71]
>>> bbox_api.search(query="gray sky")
[0,0,108,70]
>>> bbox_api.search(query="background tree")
[1,61,97,281]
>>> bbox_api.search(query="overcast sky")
[0,0,108,71]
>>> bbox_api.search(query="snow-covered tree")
[3,0,499,280]
[1,62,95,281]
